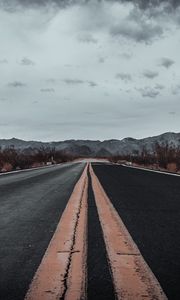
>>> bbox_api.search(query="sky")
[0,0,180,141]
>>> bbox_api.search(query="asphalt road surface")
[1,161,180,300]
[0,163,85,300]
[92,163,180,300]
[87,172,115,300]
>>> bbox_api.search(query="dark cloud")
[0,0,179,140]
[0,59,8,64]
[98,57,105,63]
[137,86,160,98]
[132,0,179,9]
[154,84,164,90]
[143,70,159,79]
[62,78,97,87]
[40,88,55,92]
[19,57,35,66]
[0,122,9,126]
[120,53,132,60]
[125,89,131,93]
[88,81,98,87]
[116,73,132,82]
[78,33,98,44]
[63,96,71,101]
[8,81,26,87]
[62,78,84,85]
[0,0,57,8]
[46,78,56,84]
[110,21,163,43]
[171,84,180,95]
[169,111,176,115]
[159,57,175,68]
[1,0,180,9]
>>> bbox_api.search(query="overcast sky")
[0,0,180,141]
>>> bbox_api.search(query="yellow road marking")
[90,164,167,300]
[25,164,88,300]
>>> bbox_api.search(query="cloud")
[143,70,159,79]
[63,97,71,101]
[40,88,55,92]
[111,23,163,43]
[2,0,180,10]
[116,73,132,82]
[98,57,105,63]
[169,111,176,115]
[125,89,131,93]
[19,57,35,66]
[62,79,84,85]
[88,81,98,87]
[171,84,180,95]
[159,57,175,68]
[64,64,73,68]
[119,1,179,10]
[0,122,9,126]
[0,97,7,102]
[78,33,98,44]
[0,0,61,10]
[110,15,163,43]
[0,0,179,141]
[0,59,8,64]
[8,81,26,87]
[62,78,97,87]
[137,87,160,98]
[120,53,132,60]
[154,84,164,90]
[46,78,56,84]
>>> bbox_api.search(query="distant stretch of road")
[0,161,180,300]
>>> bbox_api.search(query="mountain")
[0,132,180,157]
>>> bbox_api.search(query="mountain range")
[0,132,180,157]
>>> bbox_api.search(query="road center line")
[90,164,167,300]
[25,164,88,300]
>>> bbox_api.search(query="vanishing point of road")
[0,161,180,300]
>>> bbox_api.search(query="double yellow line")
[25,163,167,300]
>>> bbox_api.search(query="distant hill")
[0,132,180,157]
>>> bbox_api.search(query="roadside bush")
[109,143,180,172]
[0,146,75,173]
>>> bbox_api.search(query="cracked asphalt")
[0,162,85,300]
[1,162,180,300]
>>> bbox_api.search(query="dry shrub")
[31,162,44,168]
[167,162,178,172]
[1,163,13,172]
[0,146,75,173]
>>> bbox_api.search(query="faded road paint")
[90,164,167,300]
[25,164,88,300]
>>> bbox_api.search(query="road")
[92,163,180,300]
[0,163,85,300]
[0,161,180,299]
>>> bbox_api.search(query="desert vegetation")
[1,142,180,174]
[0,146,74,173]
[109,143,180,173]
